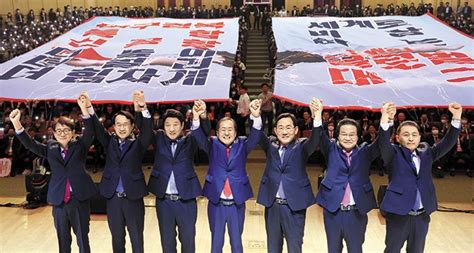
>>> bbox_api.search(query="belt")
[408,208,425,216]
[164,194,182,201]
[275,198,288,205]
[219,199,235,206]
[116,192,127,198]
[340,204,358,211]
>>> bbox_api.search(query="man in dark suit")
[257,98,321,253]
[91,91,152,253]
[462,2,472,18]
[10,92,97,253]
[0,128,24,176]
[316,104,388,253]
[191,99,262,253]
[379,102,462,253]
[146,109,210,253]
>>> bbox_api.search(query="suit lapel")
[227,139,239,165]
[119,139,134,161]
[63,141,76,166]
[173,137,185,159]
[400,146,418,176]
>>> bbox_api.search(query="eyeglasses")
[55,128,71,135]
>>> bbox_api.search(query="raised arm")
[133,90,153,149]
[378,102,397,164]
[245,99,263,154]
[77,92,95,149]
[190,99,211,153]
[10,109,47,158]
[431,103,462,161]
[303,98,323,157]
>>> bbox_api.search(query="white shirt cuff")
[81,107,95,119]
[141,109,151,118]
[250,115,262,130]
[191,119,200,130]
[313,119,322,128]
[380,121,394,131]
[451,120,461,129]
[15,128,25,135]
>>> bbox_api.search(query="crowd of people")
[1,94,473,178]
[0,3,473,178]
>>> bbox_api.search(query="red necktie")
[342,151,352,207]
[62,148,71,204]
[223,148,232,197]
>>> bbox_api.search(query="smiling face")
[164,117,184,141]
[397,124,421,152]
[53,123,74,147]
[274,117,298,146]
[114,115,133,141]
[337,124,358,152]
[217,118,237,146]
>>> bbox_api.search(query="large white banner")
[0,17,239,103]
[272,14,474,109]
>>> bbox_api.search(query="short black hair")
[397,120,421,135]
[52,116,75,131]
[336,119,359,136]
[260,83,269,88]
[239,85,248,90]
[275,113,297,127]
[163,109,184,124]
[112,111,135,125]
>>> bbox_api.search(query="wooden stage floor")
[0,197,472,253]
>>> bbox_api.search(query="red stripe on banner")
[447,76,474,83]
[271,94,474,111]
[194,0,202,8]
[157,0,165,7]
[440,67,474,74]
[0,97,230,105]
[426,13,474,39]
[183,0,190,7]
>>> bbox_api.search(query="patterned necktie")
[171,141,177,157]
[62,148,71,204]
[280,146,286,164]
[411,153,422,210]
[341,151,352,207]
[223,147,232,197]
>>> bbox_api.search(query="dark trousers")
[265,203,306,253]
[384,212,430,253]
[254,16,261,30]
[261,110,274,136]
[52,197,91,253]
[208,201,246,253]
[156,197,197,253]
[323,208,368,253]
[107,195,145,253]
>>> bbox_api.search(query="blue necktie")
[411,153,422,211]
[277,146,287,199]
[116,141,125,193]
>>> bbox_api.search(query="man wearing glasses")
[9,92,97,253]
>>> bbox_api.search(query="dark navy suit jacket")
[92,112,152,200]
[257,127,319,211]
[315,125,379,214]
[379,125,460,215]
[16,117,97,206]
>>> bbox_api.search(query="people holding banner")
[88,91,152,253]
[9,92,97,253]
[315,104,388,253]
[146,108,210,253]
[257,98,320,253]
[191,98,262,253]
[379,102,462,253]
